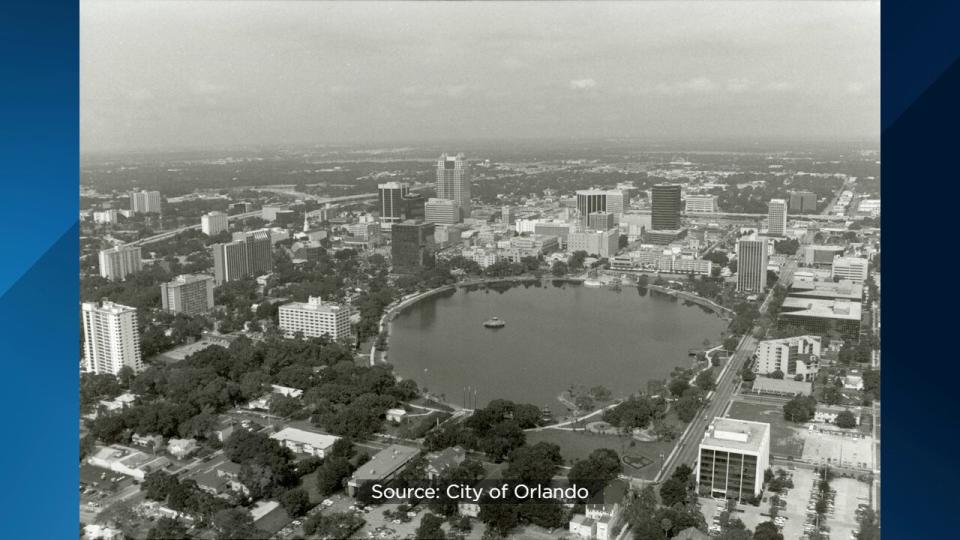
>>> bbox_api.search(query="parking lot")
[79,464,138,521]
[767,466,816,539]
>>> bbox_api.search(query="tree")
[753,521,783,540]
[316,457,353,495]
[659,477,687,507]
[724,336,740,352]
[280,487,312,517]
[212,508,264,539]
[695,369,716,392]
[834,410,857,429]
[550,260,568,277]
[783,395,817,423]
[568,448,621,498]
[505,442,562,486]
[669,378,690,398]
[769,370,784,380]
[415,513,446,540]
[479,495,520,536]
[147,517,190,540]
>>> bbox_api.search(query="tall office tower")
[605,191,625,216]
[767,199,787,237]
[378,182,410,228]
[697,418,771,500]
[129,190,162,214]
[789,191,817,213]
[436,153,471,220]
[587,211,616,231]
[278,296,352,340]
[212,240,249,285]
[160,274,216,316]
[391,220,436,272]
[399,193,425,222]
[98,245,142,281]
[201,211,229,236]
[233,229,273,275]
[737,235,769,293]
[81,301,143,375]
[501,206,516,225]
[424,198,460,225]
[651,184,682,230]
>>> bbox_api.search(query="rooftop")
[788,280,863,301]
[350,444,420,484]
[279,296,345,314]
[269,427,339,450]
[700,418,770,454]
[752,377,814,396]
[780,297,862,321]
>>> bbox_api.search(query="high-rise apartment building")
[130,190,162,214]
[378,182,410,228]
[424,198,461,225]
[436,153,471,220]
[651,184,682,231]
[160,274,216,316]
[391,221,436,272]
[211,229,272,285]
[789,191,817,213]
[98,246,142,282]
[201,211,229,236]
[278,296,352,340]
[737,235,769,293]
[697,418,770,500]
[754,335,821,381]
[767,199,787,237]
[82,301,143,375]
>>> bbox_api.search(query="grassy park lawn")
[726,400,805,459]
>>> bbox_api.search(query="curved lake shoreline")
[384,280,728,415]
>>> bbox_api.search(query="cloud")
[569,78,597,90]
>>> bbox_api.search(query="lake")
[387,281,728,415]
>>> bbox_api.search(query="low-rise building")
[167,438,199,459]
[347,444,420,496]
[425,446,466,480]
[269,427,339,458]
[87,446,173,481]
[385,408,407,423]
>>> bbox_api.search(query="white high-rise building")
[754,335,822,381]
[436,153,471,220]
[98,246,142,282]
[93,209,119,224]
[130,190,162,214]
[278,296,352,340]
[697,418,771,500]
[201,211,229,236]
[767,199,787,237]
[736,234,768,293]
[160,274,216,316]
[424,198,461,225]
[685,195,719,214]
[832,256,869,282]
[82,301,143,375]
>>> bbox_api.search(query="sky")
[80,1,880,152]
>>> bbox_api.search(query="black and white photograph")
[78,2,881,539]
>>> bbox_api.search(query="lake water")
[388,281,728,415]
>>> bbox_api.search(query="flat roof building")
[754,335,821,381]
[778,298,862,339]
[82,301,142,375]
[201,211,229,236]
[651,184,682,231]
[697,418,771,500]
[832,256,869,283]
[348,444,420,496]
[160,274,215,316]
[99,245,142,282]
[278,296,351,340]
[736,234,768,293]
[130,190,162,214]
[270,427,339,458]
[767,199,787,237]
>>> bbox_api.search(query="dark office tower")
[378,182,410,227]
[651,184,682,230]
[400,193,425,221]
[391,220,436,272]
[576,190,608,219]
[233,229,273,275]
[436,153,471,220]
[789,191,817,213]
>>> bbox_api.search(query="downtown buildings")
[789,191,817,213]
[684,194,719,214]
[391,220,436,272]
[129,190,162,214]
[98,245,142,281]
[436,153,471,221]
[697,418,771,500]
[736,234,769,293]
[160,274,216,316]
[651,184,682,231]
[753,335,822,381]
[378,182,425,229]
[278,296,351,340]
[82,301,143,375]
[211,229,273,285]
[575,189,625,226]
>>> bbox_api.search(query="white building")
[685,194,719,214]
[832,256,869,282]
[130,190,162,214]
[567,229,619,258]
[82,301,143,375]
[93,209,119,224]
[270,427,339,458]
[754,335,821,381]
[697,418,771,499]
[767,199,787,237]
[99,245,142,281]
[278,296,351,340]
[167,438,199,459]
[201,211,229,236]
[436,153,471,220]
[160,274,215,315]
[424,198,461,225]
